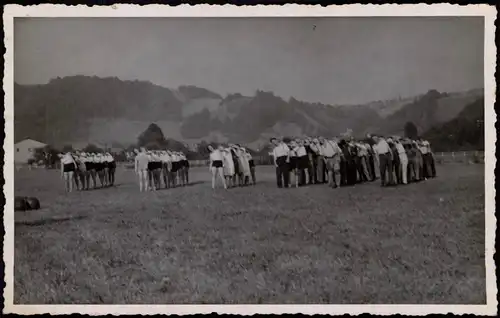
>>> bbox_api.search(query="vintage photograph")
[3,4,496,315]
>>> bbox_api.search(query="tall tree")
[404,121,418,139]
[137,123,167,148]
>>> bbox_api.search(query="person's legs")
[73,171,80,190]
[282,163,290,187]
[400,155,408,184]
[68,171,74,192]
[430,154,436,177]
[218,168,227,189]
[316,156,324,183]
[387,157,394,185]
[211,167,217,189]
[379,154,387,186]
[275,165,282,188]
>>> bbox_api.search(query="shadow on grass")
[15,215,88,227]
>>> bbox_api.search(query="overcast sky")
[15,17,483,105]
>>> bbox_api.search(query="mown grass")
[13,164,486,304]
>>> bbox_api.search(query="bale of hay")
[26,197,41,210]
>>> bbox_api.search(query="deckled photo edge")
[2,3,497,316]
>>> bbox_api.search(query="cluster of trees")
[401,97,484,152]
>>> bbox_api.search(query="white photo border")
[2,3,497,316]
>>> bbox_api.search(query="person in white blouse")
[222,147,235,188]
[208,145,227,190]
[271,137,291,188]
[60,151,77,192]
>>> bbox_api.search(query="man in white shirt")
[271,137,290,188]
[321,138,342,188]
[373,135,394,186]
[394,139,408,184]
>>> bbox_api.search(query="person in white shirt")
[321,138,342,188]
[294,139,309,186]
[394,139,408,184]
[134,148,150,192]
[373,135,395,186]
[60,151,77,192]
[271,137,290,188]
[208,145,227,189]
[222,148,235,187]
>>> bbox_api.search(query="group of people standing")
[134,148,189,192]
[270,135,436,189]
[208,144,256,189]
[59,151,116,192]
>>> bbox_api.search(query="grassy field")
[13,164,486,304]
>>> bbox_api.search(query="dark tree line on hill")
[422,98,484,152]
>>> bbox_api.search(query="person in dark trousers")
[271,137,290,188]
[338,139,349,186]
[387,138,401,184]
[373,135,394,187]
[304,137,317,184]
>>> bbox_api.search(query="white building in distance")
[15,139,47,163]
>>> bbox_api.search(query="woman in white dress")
[222,147,235,188]
[208,145,227,190]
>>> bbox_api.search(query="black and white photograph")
[3,4,497,316]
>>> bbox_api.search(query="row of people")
[270,135,436,189]
[59,151,116,192]
[208,144,256,189]
[133,148,190,192]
